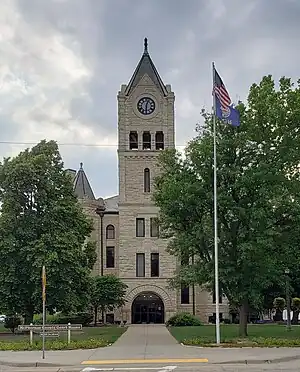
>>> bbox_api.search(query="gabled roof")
[104,195,119,212]
[124,38,168,97]
[73,163,95,200]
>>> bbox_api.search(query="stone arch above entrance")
[131,292,164,324]
[126,284,173,310]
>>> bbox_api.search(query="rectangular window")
[181,286,190,304]
[181,254,189,266]
[151,253,159,277]
[155,131,164,150]
[129,131,138,150]
[136,218,145,237]
[150,217,159,237]
[106,247,115,268]
[136,253,145,277]
[142,131,151,150]
[212,290,223,304]
[144,168,150,192]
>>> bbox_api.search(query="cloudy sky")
[1,0,299,198]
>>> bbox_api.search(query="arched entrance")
[131,292,164,324]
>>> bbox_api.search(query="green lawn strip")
[168,325,300,347]
[0,326,127,350]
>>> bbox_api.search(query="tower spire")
[144,37,148,54]
[124,37,167,96]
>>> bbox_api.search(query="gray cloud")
[0,0,299,197]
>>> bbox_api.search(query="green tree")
[0,140,97,323]
[153,76,300,337]
[90,275,127,325]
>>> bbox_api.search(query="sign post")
[18,324,82,344]
[42,265,46,359]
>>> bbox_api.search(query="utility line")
[0,141,186,147]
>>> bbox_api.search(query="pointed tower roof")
[73,162,95,200]
[124,38,168,97]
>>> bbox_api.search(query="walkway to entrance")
[131,291,164,324]
[85,325,193,361]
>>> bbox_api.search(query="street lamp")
[95,203,106,276]
[285,268,291,331]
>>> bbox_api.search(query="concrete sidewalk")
[0,325,299,368]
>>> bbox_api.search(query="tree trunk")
[94,306,98,327]
[101,307,105,324]
[292,310,299,325]
[24,310,34,325]
[238,300,248,337]
[274,309,283,321]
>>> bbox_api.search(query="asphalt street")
[1,363,300,372]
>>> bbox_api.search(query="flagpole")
[212,62,220,345]
[42,265,46,359]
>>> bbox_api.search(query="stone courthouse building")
[68,39,229,324]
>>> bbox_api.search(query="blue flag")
[213,66,240,127]
[215,101,240,127]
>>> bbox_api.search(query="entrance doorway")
[131,292,164,324]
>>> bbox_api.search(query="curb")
[217,354,300,365]
[0,360,72,368]
[180,343,300,365]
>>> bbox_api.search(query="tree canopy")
[90,274,127,324]
[0,140,97,322]
[153,76,300,336]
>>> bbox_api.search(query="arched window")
[129,131,138,149]
[155,131,164,150]
[144,168,150,192]
[106,225,115,239]
[143,131,151,150]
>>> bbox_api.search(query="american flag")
[213,67,231,110]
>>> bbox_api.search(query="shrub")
[4,315,22,334]
[4,315,22,333]
[33,312,93,326]
[56,312,93,326]
[166,312,202,327]
[33,314,57,325]
[223,318,231,324]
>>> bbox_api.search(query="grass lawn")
[0,324,127,344]
[169,324,300,346]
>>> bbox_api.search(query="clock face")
[137,97,155,115]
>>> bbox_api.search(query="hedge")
[0,338,108,351]
[183,337,300,347]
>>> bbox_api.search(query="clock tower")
[117,38,175,205]
[117,38,177,322]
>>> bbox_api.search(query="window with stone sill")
[129,131,138,150]
[181,285,190,304]
[151,252,159,277]
[155,131,164,150]
[136,253,145,277]
[143,131,151,150]
[144,168,150,193]
[106,246,115,268]
[212,289,223,304]
[150,217,159,237]
[136,218,145,237]
[106,224,115,239]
